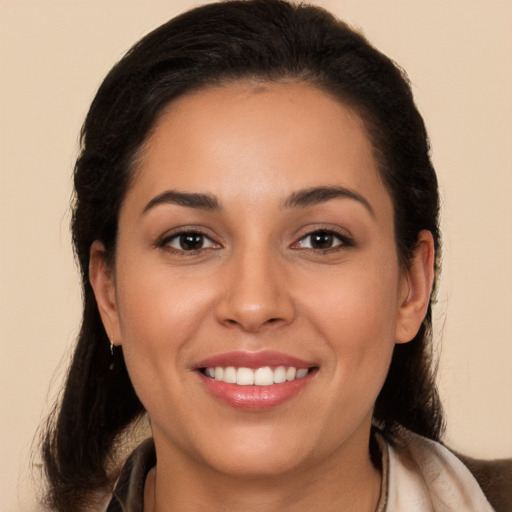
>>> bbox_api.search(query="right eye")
[161,231,219,253]
[291,229,352,253]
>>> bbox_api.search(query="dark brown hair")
[41,1,443,510]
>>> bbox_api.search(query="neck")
[145,429,382,512]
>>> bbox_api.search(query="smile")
[195,351,317,410]
[202,366,309,386]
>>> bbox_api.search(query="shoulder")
[454,451,512,512]
[382,429,510,512]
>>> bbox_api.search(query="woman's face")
[92,81,431,478]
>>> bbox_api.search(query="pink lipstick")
[195,351,317,410]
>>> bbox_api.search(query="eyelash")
[159,230,220,256]
[292,229,353,253]
[158,228,353,256]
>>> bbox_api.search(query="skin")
[90,81,434,512]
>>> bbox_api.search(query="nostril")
[221,316,285,331]
[215,288,295,332]
[225,317,279,325]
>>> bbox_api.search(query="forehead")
[129,80,391,214]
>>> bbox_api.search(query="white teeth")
[254,366,274,386]
[204,365,310,385]
[273,366,287,384]
[296,368,308,379]
[237,367,254,385]
[223,366,237,384]
[286,366,296,381]
[214,367,224,381]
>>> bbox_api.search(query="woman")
[40,1,511,511]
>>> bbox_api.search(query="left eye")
[164,232,218,252]
[294,230,347,250]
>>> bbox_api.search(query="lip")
[194,350,313,370]
[194,350,317,410]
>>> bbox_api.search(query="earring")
[109,338,115,371]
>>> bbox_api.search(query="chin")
[206,448,307,479]
[190,422,321,479]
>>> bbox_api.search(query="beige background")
[1,1,511,510]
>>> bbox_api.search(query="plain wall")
[1,1,511,510]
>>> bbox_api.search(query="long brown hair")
[41,1,443,510]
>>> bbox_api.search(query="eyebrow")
[141,185,374,216]
[284,186,375,217]
[142,190,220,214]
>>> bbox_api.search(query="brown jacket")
[456,453,512,512]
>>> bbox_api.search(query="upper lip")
[194,350,315,370]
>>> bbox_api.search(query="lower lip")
[199,372,313,410]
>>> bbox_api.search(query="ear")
[395,230,435,344]
[89,240,121,346]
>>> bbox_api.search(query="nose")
[215,246,295,333]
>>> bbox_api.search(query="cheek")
[300,256,401,393]
[115,252,215,343]
[112,256,216,404]
[304,257,401,344]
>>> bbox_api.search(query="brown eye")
[294,230,351,251]
[163,231,219,252]
[179,233,205,250]
[309,232,336,249]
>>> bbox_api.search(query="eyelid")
[158,228,221,254]
[290,226,354,251]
